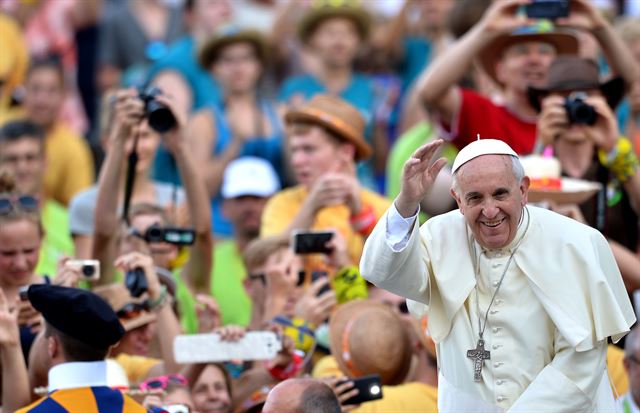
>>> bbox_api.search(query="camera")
[67,259,100,281]
[525,0,569,19]
[19,285,30,301]
[134,224,196,246]
[138,87,177,133]
[125,267,148,298]
[564,92,597,125]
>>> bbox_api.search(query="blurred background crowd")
[1,0,640,412]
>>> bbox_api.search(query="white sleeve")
[507,333,609,413]
[385,202,419,252]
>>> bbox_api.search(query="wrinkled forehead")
[456,155,517,187]
[502,40,557,58]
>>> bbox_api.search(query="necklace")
[466,207,530,382]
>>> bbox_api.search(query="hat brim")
[121,311,156,332]
[285,108,372,161]
[298,8,370,44]
[527,76,626,112]
[199,31,268,69]
[479,31,579,87]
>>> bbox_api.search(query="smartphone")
[292,231,334,254]
[340,374,383,405]
[173,331,282,363]
[18,285,30,301]
[311,271,331,297]
[161,405,190,413]
[67,259,100,281]
[525,0,569,19]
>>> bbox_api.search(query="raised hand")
[478,0,533,38]
[537,95,569,146]
[396,139,448,217]
[110,88,144,142]
[555,0,607,32]
[0,289,20,347]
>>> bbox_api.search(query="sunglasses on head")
[139,374,189,392]
[0,195,38,215]
[116,301,150,320]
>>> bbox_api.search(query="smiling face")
[451,155,529,250]
[496,41,557,93]
[191,364,232,413]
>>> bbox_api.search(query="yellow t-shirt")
[608,344,628,397]
[113,353,161,385]
[313,355,438,412]
[261,185,390,266]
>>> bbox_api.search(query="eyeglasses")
[0,195,38,215]
[247,271,306,287]
[116,301,150,319]
[139,374,189,392]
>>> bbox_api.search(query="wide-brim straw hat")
[329,300,412,386]
[94,284,156,332]
[479,25,578,87]
[298,1,371,44]
[527,56,625,112]
[285,94,372,161]
[199,25,268,69]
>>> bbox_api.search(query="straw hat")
[479,24,578,86]
[94,284,156,332]
[527,56,625,112]
[199,25,268,69]
[285,94,372,161]
[329,300,412,385]
[298,0,370,44]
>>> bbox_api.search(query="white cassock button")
[492,262,500,268]
[495,299,503,305]
[492,280,499,287]
[490,309,499,315]
[492,344,502,350]
[496,379,504,385]
[497,396,506,402]
[492,327,500,333]
[494,362,502,368]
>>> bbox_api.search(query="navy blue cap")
[28,285,125,348]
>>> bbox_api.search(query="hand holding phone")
[338,375,383,406]
[292,231,334,255]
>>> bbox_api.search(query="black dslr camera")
[135,224,196,246]
[564,92,597,126]
[125,267,148,298]
[138,87,177,133]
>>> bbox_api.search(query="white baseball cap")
[221,157,281,199]
[451,138,518,174]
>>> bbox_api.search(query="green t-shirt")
[211,241,251,326]
[172,268,199,334]
[36,200,74,277]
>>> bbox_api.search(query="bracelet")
[266,351,303,381]
[350,204,377,236]
[148,285,168,312]
[598,137,639,183]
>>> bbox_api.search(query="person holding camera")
[417,0,638,155]
[533,56,640,290]
[91,88,213,333]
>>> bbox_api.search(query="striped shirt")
[16,386,147,413]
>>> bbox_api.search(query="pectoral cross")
[467,339,490,382]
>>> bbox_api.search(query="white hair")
[451,155,525,196]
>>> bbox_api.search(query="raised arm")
[0,290,30,412]
[417,0,529,124]
[93,89,144,285]
[157,96,213,294]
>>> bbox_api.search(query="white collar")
[48,361,109,392]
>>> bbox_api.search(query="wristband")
[350,204,377,236]
[267,351,304,381]
[148,285,168,312]
[598,137,639,183]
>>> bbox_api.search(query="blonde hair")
[243,235,290,270]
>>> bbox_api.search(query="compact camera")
[125,267,148,298]
[67,259,101,281]
[564,92,597,125]
[138,87,177,133]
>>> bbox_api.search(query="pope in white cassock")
[360,138,636,412]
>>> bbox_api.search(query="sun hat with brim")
[298,0,371,44]
[199,25,268,69]
[527,56,626,112]
[285,94,372,161]
[452,138,518,174]
[479,24,579,87]
[329,300,413,386]
[94,284,157,332]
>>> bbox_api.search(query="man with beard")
[417,0,637,155]
[211,157,280,326]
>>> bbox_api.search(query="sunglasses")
[116,301,150,320]
[139,374,189,392]
[0,195,38,215]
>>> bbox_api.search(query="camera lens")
[82,264,95,277]
[147,101,176,133]
[146,226,164,243]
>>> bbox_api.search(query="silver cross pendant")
[467,339,491,382]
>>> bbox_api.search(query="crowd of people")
[1,0,640,412]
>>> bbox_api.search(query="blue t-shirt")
[278,73,377,189]
[209,100,284,237]
[147,36,222,185]
[398,36,432,93]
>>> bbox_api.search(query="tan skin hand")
[294,277,337,327]
[477,0,534,37]
[111,88,145,142]
[0,289,20,347]
[537,95,569,146]
[196,294,222,334]
[396,139,448,218]
[555,0,607,32]
[114,252,162,300]
[582,95,619,153]
[320,377,360,412]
